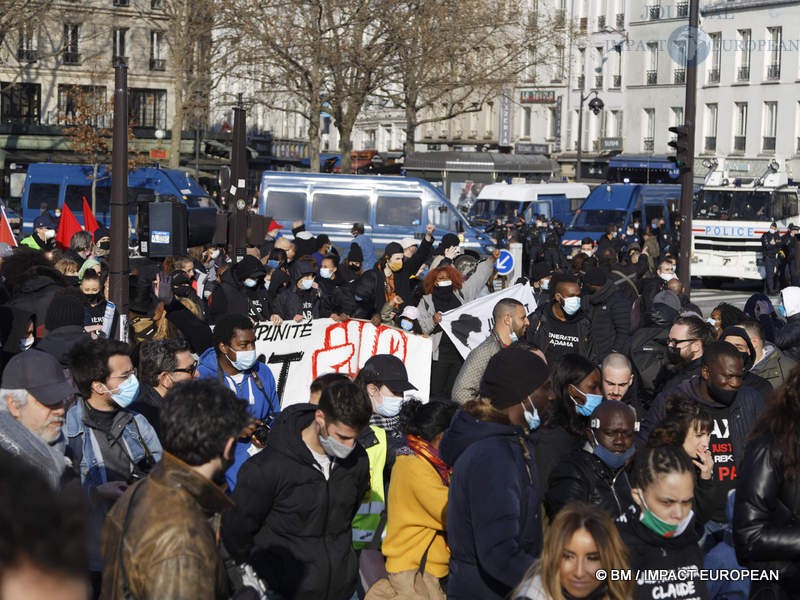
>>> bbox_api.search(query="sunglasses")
[172,361,198,376]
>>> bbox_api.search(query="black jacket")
[37,325,90,367]
[775,313,800,362]
[221,404,369,600]
[527,303,591,365]
[616,508,708,600]
[733,432,800,597]
[128,384,165,438]
[582,281,632,361]
[208,267,270,325]
[545,446,634,520]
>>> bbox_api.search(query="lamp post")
[575,90,604,182]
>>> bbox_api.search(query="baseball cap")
[33,215,54,230]
[400,237,419,250]
[360,354,417,393]
[2,350,77,407]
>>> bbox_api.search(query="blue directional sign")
[495,249,515,276]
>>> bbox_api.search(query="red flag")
[55,203,83,249]
[0,206,17,247]
[82,196,100,235]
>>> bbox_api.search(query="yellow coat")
[382,453,449,578]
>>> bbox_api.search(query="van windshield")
[469,200,529,225]
[570,209,628,232]
[694,189,771,221]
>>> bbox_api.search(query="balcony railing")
[113,0,129,6]
[705,136,717,151]
[149,58,166,71]
[594,74,603,88]
[643,138,655,152]
[646,70,657,85]
[554,9,566,27]
[737,66,750,81]
[708,68,720,83]
[676,2,689,17]
[597,15,606,30]
[16,48,38,62]
[576,75,585,90]
[673,69,686,84]
[62,51,80,65]
[648,5,661,20]
[733,136,746,152]
[767,63,781,80]
[612,75,621,88]
[151,0,164,7]
[763,136,776,151]
[579,17,587,33]
[616,13,624,28]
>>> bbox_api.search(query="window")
[1,82,41,124]
[554,46,565,82]
[265,190,306,222]
[763,101,777,151]
[129,88,167,128]
[611,46,622,87]
[376,196,421,227]
[150,30,166,71]
[774,191,799,220]
[63,24,80,64]
[113,28,128,61]
[705,103,718,151]
[734,102,747,152]
[65,185,111,214]
[547,106,557,139]
[311,193,369,224]
[26,183,60,210]
[767,27,781,80]
[737,29,751,81]
[671,107,684,127]
[673,39,686,84]
[522,107,531,138]
[646,43,658,84]
[576,48,585,89]
[57,85,107,126]
[17,23,38,62]
[594,47,604,88]
[708,33,721,83]
[643,108,655,151]
[427,202,462,233]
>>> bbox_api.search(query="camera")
[252,423,271,446]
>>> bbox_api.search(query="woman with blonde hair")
[514,502,632,600]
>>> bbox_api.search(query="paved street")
[689,279,770,316]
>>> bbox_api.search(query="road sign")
[495,249,515,276]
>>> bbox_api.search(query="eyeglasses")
[667,338,698,347]
[172,361,198,376]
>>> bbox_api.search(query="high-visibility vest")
[20,235,43,250]
[352,425,387,549]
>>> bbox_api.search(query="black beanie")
[347,242,364,262]
[45,295,86,331]
[480,347,551,409]
[531,262,552,282]
[439,233,460,251]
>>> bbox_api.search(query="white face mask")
[541,278,551,291]
[436,280,452,287]
[243,278,258,288]
[659,271,676,282]
[375,391,404,417]
[300,278,314,290]
[562,296,581,315]
[210,249,221,259]
[45,229,56,240]
[319,268,333,279]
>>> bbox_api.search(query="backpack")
[612,270,643,334]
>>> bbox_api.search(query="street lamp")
[575,91,604,182]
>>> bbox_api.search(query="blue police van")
[21,163,218,245]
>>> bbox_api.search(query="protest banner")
[253,318,432,406]
[438,283,537,359]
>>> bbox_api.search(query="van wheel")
[454,253,479,278]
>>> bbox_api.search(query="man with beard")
[0,350,77,488]
[527,275,591,365]
[654,315,715,396]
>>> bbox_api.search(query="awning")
[607,154,677,170]
[404,151,553,174]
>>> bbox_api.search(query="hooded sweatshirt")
[440,409,542,600]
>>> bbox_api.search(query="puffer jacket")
[774,313,800,362]
[582,280,632,361]
[440,409,541,600]
[100,453,232,599]
[221,404,369,600]
[751,343,797,390]
[545,445,634,520]
[733,433,800,598]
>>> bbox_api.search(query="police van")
[467,182,590,228]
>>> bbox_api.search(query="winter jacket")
[164,297,214,354]
[545,445,634,520]
[100,453,232,600]
[440,410,542,600]
[752,343,798,389]
[207,262,269,325]
[774,313,800,362]
[221,404,369,600]
[530,425,582,495]
[733,432,800,599]
[197,348,280,491]
[0,305,36,376]
[6,269,64,335]
[582,280,632,361]
[416,256,495,360]
[450,331,504,405]
[0,410,70,489]
[616,508,708,600]
[274,286,322,320]
[128,384,166,438]
[37,324,90,367]
[629,302,679,411]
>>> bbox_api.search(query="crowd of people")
[2,212,800,600]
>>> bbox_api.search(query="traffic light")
[668,125,691,172]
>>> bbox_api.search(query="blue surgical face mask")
[107,374,140,408]
[376,393,404,417]
[592,431,634,470]
[777,304,787,318]
[228,349,257,371]
[267,259,280,270]
[400,319,414,331]
[300,278,314,290]
[571,385,602,417]
[541,278,550,291]
[244,278,258,288]
[562,296,581,316]
[523,400,541,431]
[319,268,333,279]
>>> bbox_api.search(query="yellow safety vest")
[20,235,43,250]
[352,425,387,549]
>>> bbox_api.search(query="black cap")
[2,350,77,407]
[531,262,552,282]
[45,294,85,330]
[360,354,417,393]
[384,242,404,257]
[33,215,55,229]
[479,347,550,409]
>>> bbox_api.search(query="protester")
[351,222,376,270]
[441,347,549,600]
[20,214,56,251]
[65,230,94,268]
[740,319,796,389]
[37,292,90,366]
[197,313,280,490]
[527,275,591,364]
[513,502,633,600]
[207,255,272,324]
[222,380,372,600]
[274,257,322,321]
[581,266,632,361]
[719,324,774,400]
[655,315,714,395]
[707,302,747,339]
[451,298,529,405]
[617,445,707,600]
[600,352,635,405]
[774,285,800,360]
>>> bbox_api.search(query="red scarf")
[407,434,452,486]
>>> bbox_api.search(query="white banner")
[439,283,537,359]
[253,318,432,407]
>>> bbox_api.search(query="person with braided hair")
[615,445,708,600]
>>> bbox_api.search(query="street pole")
[229,98,248,261]
[110,61,129,341]
[576,103,583,182]
[678,0,699,298]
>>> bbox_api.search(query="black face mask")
[97,240,111,251]
[707,381,738,406]
[83,292,103,305]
